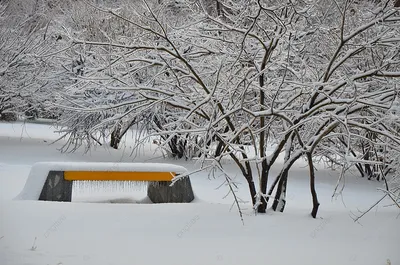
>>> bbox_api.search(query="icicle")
[73,180,149,194]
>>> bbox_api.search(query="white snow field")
[0,122,399,265]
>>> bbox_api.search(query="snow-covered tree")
[0,0,69,120]
[52,0,400,217]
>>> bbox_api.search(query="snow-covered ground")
[0,122,399,265]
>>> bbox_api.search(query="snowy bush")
[0,0,69,120]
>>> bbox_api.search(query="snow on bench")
[15,162,194,203]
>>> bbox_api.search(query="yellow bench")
[64,171,175,181]
[16,162,194,203]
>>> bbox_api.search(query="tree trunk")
[214,126,230,157]
[246,174,257,206]
[271,136,294,212]
[257,166,269,213]
[257,47,269,213]
[334,138,366,177]
[215,140,224,157]
[266,172,281,203]
[307,152,319,218]
[167,135,187,159]
[216,0,222,17]
[110,123,122,149]
[240,150,256,206]
[271,170,288,212]
[227,151,256,207]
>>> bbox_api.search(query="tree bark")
[227,150,256,206]
[334,138,366,177]
[271,170,288,212]
[257,166,270,213]
[271,135,294,212]
[266,172,280,203]
[246,174,257,206]
[257,45,269,213]
[307,152,320,218]
[110,123,122,149]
